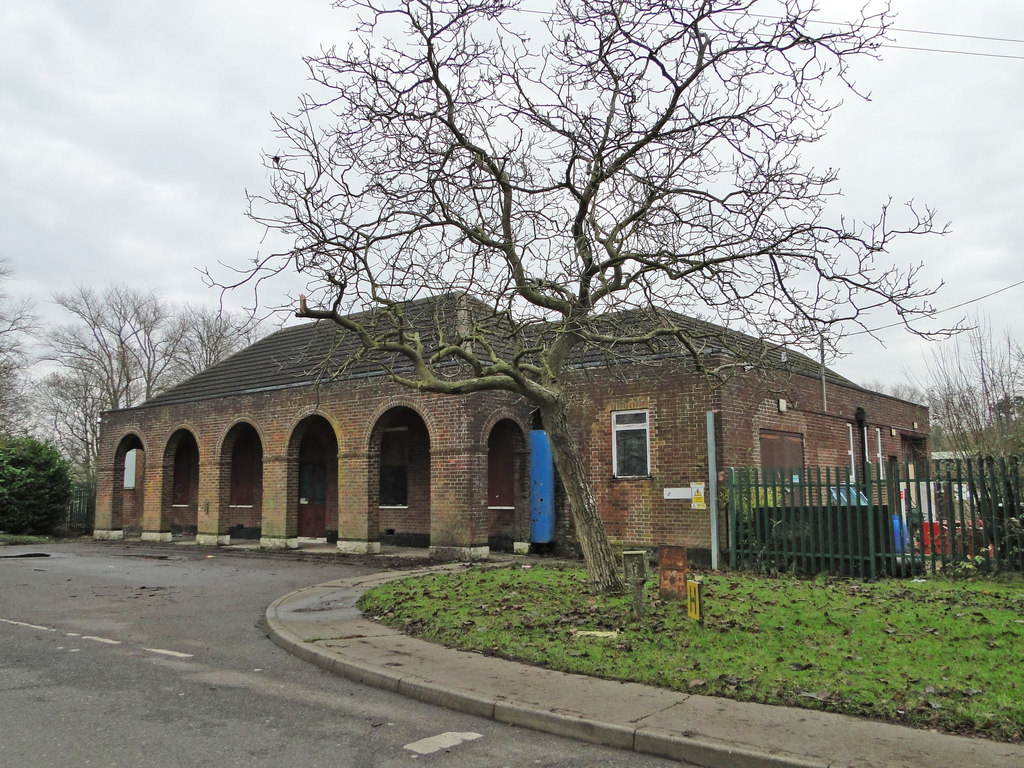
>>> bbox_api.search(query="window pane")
[616,428,648,476]
[298,464,313,502]
[312,464,327,504]
[380,466,408,506]
[615,412,647,426]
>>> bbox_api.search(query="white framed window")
[876,427,884,479]
[612,410,650,478]
[847,424,856,480]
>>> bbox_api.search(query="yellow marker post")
[686,578,703,625]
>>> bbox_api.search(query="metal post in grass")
[728,468,738,570]
[623,551,647,618]
[686,577,704,627]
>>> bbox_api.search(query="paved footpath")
[265,563,1024,768]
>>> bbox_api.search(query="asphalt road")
[0,540,680,768]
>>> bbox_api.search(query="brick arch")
[217,420,264,541]
[360,397,438,450]
[478,408,531,450]
[284,408,343,452]
[216,417,268,453]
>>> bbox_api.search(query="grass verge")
[0,533,53,545]
[357,564,1024,741]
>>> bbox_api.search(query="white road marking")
[145,648,194,659]
[404,732,483,755]
[0,617,57,632]
[82,635,121,645]
[3,616,191,659]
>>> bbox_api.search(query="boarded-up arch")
[487,418,527,552]
[162,429,199,537]
[219,422,263,540]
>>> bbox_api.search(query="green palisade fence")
[63,482,96,533]
[727,458,1024,577]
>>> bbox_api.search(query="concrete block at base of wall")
[513,541,530,555]
[93,529,124,541]
[261,536,299,550]
[337,540,382,554]
[195,533,231,546]
[430,545,489,561]
[141,531,172,543]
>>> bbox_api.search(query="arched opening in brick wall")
[372,407,431,548]
[112,433,145,535]
[163,429,199,537]
[487,418,526,552]
[291,415,338,541]
[220,422,263,540]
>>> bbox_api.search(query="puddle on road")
[0,552,51,559]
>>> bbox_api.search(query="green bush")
[0,436,72,535]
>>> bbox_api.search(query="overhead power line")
[849,279,1024,337]
[886,26,1024,46]
[746,13,1024,60]
[884,45,1024,61]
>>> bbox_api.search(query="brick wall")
[95,379,532,553]
[552,361,928,559]
[95,357,927,559]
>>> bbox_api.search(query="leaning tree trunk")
[540,400,625,594]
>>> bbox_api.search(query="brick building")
[94,295,928,563]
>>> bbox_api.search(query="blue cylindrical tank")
[530,430,555,544]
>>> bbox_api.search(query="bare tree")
[42,285,260,478]
[915,317,1024,458]
[237,0,946,592]
[33,369,106,482]
[860,379,928,408]
[0,259,35,434]
[169,304,264,381]
[49,284,181,410]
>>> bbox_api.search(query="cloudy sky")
[2,1,1022,388]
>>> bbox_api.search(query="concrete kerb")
[264,564,832,768]
[265,564,500,708]
[631,730,829,768]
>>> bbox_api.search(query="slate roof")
[137,293,475,410]
[125,294,857,412]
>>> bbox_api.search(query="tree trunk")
[540,399,625,594]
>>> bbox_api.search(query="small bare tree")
[33,369,106,482]
[238,0,946,592]
[916,317,1024,459]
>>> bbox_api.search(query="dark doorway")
[294,417,338,540]
[487,419,522,551]
[166,430,199,536]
